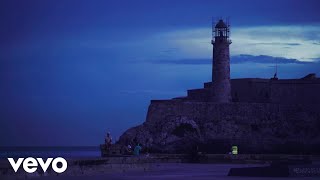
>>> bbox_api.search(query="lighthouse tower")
[211,19,232,103]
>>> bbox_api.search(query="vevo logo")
[8,157,68,173]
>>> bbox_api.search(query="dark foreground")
[1,154,320,179]
[2,163,319,180]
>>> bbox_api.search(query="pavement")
[2,163,318,180]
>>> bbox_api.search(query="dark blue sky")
[1,0,320,146]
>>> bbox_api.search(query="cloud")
[250,43,301,46]
[119,89,182,96]
[231,26,320,61]
[150,54,314,65]
[146,25,320,62]
[231,55,313,64]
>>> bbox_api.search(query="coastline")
[1,154,319,179]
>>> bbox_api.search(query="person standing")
[134,144,142,156]
[105,132,112,150]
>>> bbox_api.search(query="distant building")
[185,19,320,104]
[118,20,320,154]
[187,74,320,104]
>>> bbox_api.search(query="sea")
[0,146,101,159]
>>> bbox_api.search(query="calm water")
[0,146,101,159]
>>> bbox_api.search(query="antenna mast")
[272,56,278,80]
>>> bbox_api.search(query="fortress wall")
[190,79,320,104]
[187,80,271,103]
[187,88,210,101]
[146,100,320,137]
[231,79,270,103]
[146,100,282,126]
[139,100,320,153]
[270,81,320,104]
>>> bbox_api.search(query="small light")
[232,146,238,155]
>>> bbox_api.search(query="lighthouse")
[211,19,232,103]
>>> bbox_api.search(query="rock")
[118,101,320,154]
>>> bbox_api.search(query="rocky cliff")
[118,100,320,154]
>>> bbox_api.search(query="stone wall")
[187,78,320,104]
[270,79,320,104]
[119,100,320,154]
[187,88,210,102]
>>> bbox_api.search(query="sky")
[1,0,320,146]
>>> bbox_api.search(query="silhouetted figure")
[190,145,200,162]
[134,144,142,156]
[105,132,112,150]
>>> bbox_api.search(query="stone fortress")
[118,20,320,154]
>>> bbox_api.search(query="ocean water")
[0,146,101,159]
